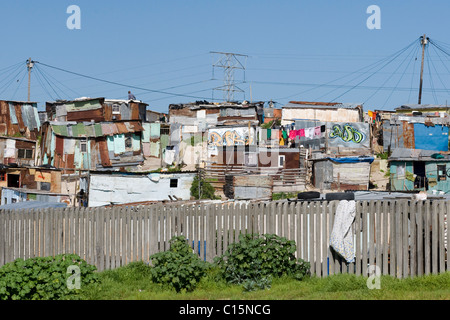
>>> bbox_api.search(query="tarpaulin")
[327,156,374,164]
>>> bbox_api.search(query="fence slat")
[410,200,416,277]
[417,201,423,277]
[404,201,410,277]
[424,201,431,275]
[439,201,445,273]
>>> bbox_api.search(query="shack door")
[7,174,20,188]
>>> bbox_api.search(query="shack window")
[170,179,178,188]
[278,155,285,168]
[125,136,132,149]
[0,172,5,181]
[112,104,120,114]
[18,149,33,159]
[437,165,446,181]
[80,140,87,153]
[40,182,51,191]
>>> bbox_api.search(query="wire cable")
[36,61,214,101]
[328,39,419,102]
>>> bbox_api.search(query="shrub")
[0,254,99,300]
[214,233,310,288]
[149,236,210,293]
[190,175,219,200]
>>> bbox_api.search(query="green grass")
[78,262,450,300]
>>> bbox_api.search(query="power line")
[328,39,419,102]
[273,38,420,101]
[36,61,215,101]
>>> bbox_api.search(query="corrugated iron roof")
[396,104,450,111]
[284,101,362,109]
[50,121,143,138]
[389,148,449,161]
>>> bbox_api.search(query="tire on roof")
[297,191,321,200]
[325,192,355,201]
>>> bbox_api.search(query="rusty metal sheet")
[402,121,415,149]
[115,122,128,134]
[67,108,104,122]
[98,139,112,167]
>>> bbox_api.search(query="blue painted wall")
[413,123,449,151]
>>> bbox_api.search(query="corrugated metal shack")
[0,136,36,167]
[0,100,41,140]
[281,101,364,126]
[167,101,264,170]
[41,96,163,171]
[206,146,307,197]
[224,174,273,200]
[40,120,145,170]
[382,113,450,152]
[1,187,71,206]
[45,97,148,122]
[388,148,450,193]
[87,171,196,207]
[313,156,374,191]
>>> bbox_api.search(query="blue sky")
[1,1,450,112]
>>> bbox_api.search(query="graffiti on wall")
[329,123,366,144]
[208,128,254,146]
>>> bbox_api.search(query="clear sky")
[1,0,450,112]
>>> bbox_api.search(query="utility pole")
[418,34,428,105]
[26,58,34,102]
[211,51,247,103]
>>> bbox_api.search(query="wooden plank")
[44,209,50,258]
[410,200,416,277]
[389,201,396,277]
[431,201,438,274]
[143,206,150,263]
[382,201,389,275]
[375,201,382,272]
[396,201,403,279]
[149,205,157,257]
[403,200,409,277]
[424,201,431,275]
[309,202,315,276]
[322,201,328,277]
[369,201,375,271]
[315,201,321,276]
[105,207,111,270]
[0,210,5,266]
[97,208,105,271]
[362,201,368,277]
[295,202,301,261]
[439,201,446,273]
[417,201,424,277]
[127,206,132,265]
[223,203,229,254]
[217,203,222,257]
[328,201,335,276]
[75,208,81,257]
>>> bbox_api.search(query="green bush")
[214,233,310,288]
[190,175,219,200]
[0,254,99,300]
[149,236,210,293]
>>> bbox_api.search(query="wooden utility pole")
[418,34,428,105]
[26,58,34,102]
